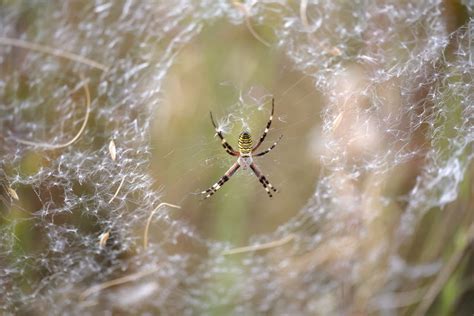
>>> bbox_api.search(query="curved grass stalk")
[300,0,309,28]
[108,176,125,204]
[13,79,91,149]
[143,202,181,249]
[232,2,271,47]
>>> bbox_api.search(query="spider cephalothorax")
[202,98,282,199]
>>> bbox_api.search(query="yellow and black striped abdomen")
[238,131,253,155]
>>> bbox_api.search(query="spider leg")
[210,112,239,156]
[254,134,283,157]
[252,97,274,152]
[202,162,241,199]
[249,163,277,198]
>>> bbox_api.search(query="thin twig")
[0,37,108,71]
[13,79,91,149]
[413,223,474,316]
[223,234,295,255]
[79,268,158,300]
[108,176,125,204]
[232,2,271,47]
[143,203,181,249]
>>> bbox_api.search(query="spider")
[202,98,283,199]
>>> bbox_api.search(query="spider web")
[1,1,473,314]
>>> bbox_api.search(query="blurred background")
[151,19,320,243]
[1,1,474,315]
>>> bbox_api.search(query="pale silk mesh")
[0,1,473,315]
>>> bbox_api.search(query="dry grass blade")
[223,234,295,255]
[413,223,474,316]
[143,202,181,249]
[0,37,108,71]
[79,268,158,300]
[332,112,344,131]
[13,79,91,149]
[108,176,125,204]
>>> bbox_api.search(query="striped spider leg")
[249,162,277,197]
[253,134,283,157]
[202,162,240,199]
[209,112,239,157]
[252,97,275,152]
[202,98,282,199]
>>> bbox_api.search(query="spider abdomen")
[238,131,253,154]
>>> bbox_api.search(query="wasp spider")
[202,98,283,199]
